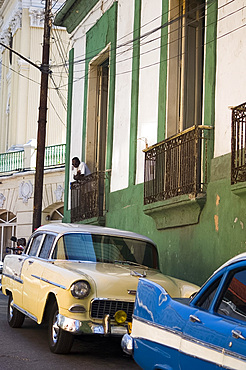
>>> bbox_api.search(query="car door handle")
[28,260,34,265]
[232,330,246,340]
[189,315,201,323]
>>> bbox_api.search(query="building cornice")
[54,0,99,34]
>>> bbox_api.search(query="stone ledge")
[143,193,206,230]
[80,216,106,226]
[231,182,246,198]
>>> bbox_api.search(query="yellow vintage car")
[1,223,199,354]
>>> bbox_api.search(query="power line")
[53,0,244,88]
[51,0,216,69]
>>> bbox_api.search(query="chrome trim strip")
[13,303,38,322]
[2,272,23,284]
[132,315,246,362]
[68,304,87,313]
[121,334,133,355]
[92,297,135,303]
[57,314,127,335]
[31,274,66,290]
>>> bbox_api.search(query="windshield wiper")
[114,260,149,269]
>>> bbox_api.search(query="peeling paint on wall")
[214,214,219,232]
[233,217,244,230]
[216,194,220,206]
[214,194,220,232]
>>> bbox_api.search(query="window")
[52,237,67,260]
[195,277,222,310]
[39,234,56,259]
[51,232,159,268]
[28,234,44,257]
[166,0,205,137]
[86,48,109,174]
[217,269,246,322]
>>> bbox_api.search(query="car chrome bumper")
[57,314,128,336]
[121,334,133,355]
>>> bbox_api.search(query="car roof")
[214,252,246,275]
[36,223,156,245]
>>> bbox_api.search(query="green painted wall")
[107,153,246,287]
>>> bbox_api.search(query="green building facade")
[55,0,246,286]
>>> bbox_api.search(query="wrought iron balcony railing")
[0,151,24,173]
[231,102,246,184]
[71,172,105,222]
[144,125,212,205]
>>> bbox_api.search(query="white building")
[0,0,69,260]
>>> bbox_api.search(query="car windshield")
[51,233,159,269]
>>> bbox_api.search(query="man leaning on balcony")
[72,157,91,181]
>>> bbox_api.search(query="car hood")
[54,261,198,300]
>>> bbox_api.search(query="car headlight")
[70,280,90,299]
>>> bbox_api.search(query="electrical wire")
[51,0,245,88]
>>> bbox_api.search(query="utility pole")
[32,0,52,231]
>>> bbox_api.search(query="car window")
[195,277,222,310]
[39,234,56,259]
[28,234,44,256]
[50,233,158,268]
[217,269,246,322]
[52,234,97,261]
[52,237,67,259]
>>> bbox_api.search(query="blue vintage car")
[122,253,246,369]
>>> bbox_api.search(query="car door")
[181,308,236,369]
[181,265,246,369]
[180,275,232,369]
[216,267,246,369]
[21,233,45,319]
[3,253,28,308]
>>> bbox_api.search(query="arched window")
[50,206,64,221]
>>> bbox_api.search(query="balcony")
[144,125,212,204]
[0,143,66,174]
[70,172,105,224]
[44,144,66,168]
[0,151,24,173]
[143,126,212,229]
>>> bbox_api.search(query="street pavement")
[0,292,140,370]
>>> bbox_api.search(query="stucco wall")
[136,0,161,185]
[0,168,65,240]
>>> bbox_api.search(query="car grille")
[91,299,134,322]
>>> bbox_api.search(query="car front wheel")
[7,294,25,328]
[48,302,74,354]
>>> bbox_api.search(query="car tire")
[7,294,25,328]
[48,302,74,354]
